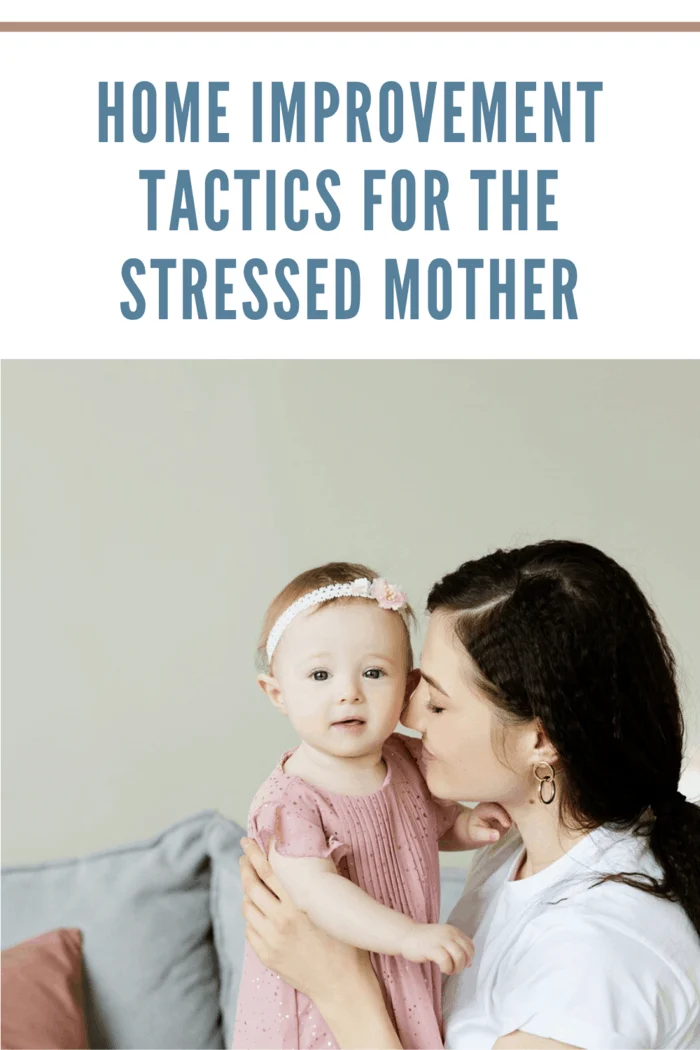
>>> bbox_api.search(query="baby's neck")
[284,741,387,797]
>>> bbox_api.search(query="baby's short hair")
[258,561,415,671]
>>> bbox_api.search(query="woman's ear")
[531,722,560,768]
[257,673,287,716]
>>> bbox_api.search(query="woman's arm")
[240,838,403,1050]
[314,964,405,1050]
[269,845,472,971]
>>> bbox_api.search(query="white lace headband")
[266,576,409,663]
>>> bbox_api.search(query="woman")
[239,540,700,1049]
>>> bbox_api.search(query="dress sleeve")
[395,733,462,838]
[493,912,693,1049]
[249,783,349,863]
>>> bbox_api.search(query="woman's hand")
[239,837,370,1002]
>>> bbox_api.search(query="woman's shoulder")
[522,826,700,983]
[494,894,700,1050]
[448,824,700,1049]
[531,875,699,958]
[498,830,699,1049]
[520,889,700,1042]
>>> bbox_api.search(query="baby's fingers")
[443,939,470,974]
[432,947,458,975]
[437,927,474,974]
[469,822,503,844]
[448,927,475,960]
[474,802,512,830]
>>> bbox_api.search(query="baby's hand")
[401,923,474,974]
[464,802,512,848]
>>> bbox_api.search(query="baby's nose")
[339,680,363,703]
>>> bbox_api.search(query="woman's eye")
[311,670,329,681]
[427,700,445,715]
[363,668,385,679]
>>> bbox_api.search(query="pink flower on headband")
[370,577,407,611]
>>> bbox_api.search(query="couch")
[1,811,468,1049]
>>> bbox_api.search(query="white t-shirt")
[443,825,700,1050]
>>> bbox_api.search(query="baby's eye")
[363,668,386,679]
[311,670,330,681]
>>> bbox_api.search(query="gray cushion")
[1,811,223,1050]
[1,810,468,1050]
[207,814,246,1050]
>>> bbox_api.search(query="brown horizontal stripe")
[0,21,699,32]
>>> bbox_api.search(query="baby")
[233,563,510,1050]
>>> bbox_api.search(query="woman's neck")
[507,795,590,879]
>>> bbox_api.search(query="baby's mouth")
[331,717,367,728]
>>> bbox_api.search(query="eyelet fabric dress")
[233,733,461,1050]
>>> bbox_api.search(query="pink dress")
[233,733,460,1050]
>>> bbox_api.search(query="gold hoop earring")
[534,762,556,805]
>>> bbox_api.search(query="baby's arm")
[439,802,512,851]
[268,844,473,974]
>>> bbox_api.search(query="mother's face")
[403,610,533,804]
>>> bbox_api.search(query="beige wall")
[2,360,699,865]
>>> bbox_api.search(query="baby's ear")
[257,673,287,716]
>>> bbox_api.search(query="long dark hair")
[428,540,700,936]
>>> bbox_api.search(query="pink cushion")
[1,928,88,1050]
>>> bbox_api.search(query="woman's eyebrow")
[420,671,450,698]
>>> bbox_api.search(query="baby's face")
[269,599,409,759]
